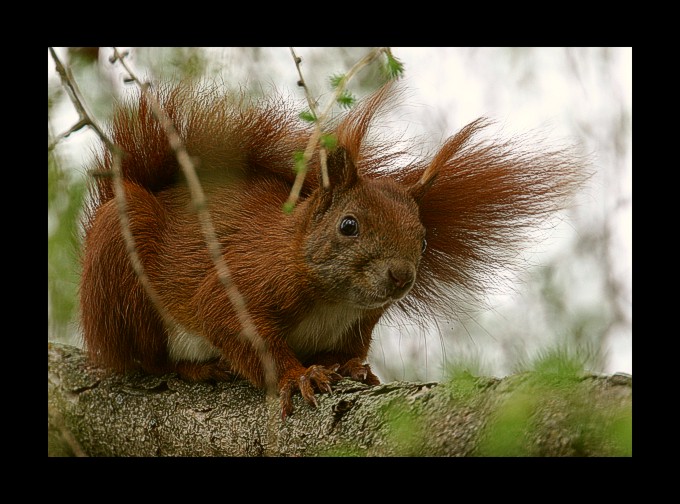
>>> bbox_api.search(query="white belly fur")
[167,304,363,363]
[287,303,364,361]
[167,326,221,362]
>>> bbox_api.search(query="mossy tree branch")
[48,342,631,457]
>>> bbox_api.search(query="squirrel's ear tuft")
[408,170,438,202]
[323,146,358,192]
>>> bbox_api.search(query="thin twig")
[48,47,113,152]
[289,48,329,189]
[48,118,89,151]
[284,47,391,209]
[110,48,279,404]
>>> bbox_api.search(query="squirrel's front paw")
[337,358,381,386]
[279,365,342,419]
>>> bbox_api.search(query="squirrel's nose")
[387,262,416,294]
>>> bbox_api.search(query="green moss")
[607,408,633,456]
[317,443,368,457]
[445,369,484,403]
[521,347,589,388]
[477,389,536,456]
[450,347,631,456]
[380,398,427,456]
[480,361,631,455]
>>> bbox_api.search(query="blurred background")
[48,47,632,382]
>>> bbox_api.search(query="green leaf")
[292,150,306,173]
[336,91,356,109]
[329,73,345,89]
[320,134,337,150]
[384,53,405,80]
[299,110,317,123]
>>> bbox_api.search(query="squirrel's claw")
[337,358,381,386]
[279,364,342,419]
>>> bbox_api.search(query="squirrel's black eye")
[339,216,359,237]
[421,238,427,254]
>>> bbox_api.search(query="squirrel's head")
[302,147,429,309]
[292,81,586,320]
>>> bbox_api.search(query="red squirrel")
[80,82,585,416]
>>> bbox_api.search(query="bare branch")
[48,118,89,151]
[48,47,113,152]
[289,47,330,189]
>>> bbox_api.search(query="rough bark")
[48,342,632,457]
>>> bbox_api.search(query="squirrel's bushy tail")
[397,118,587,318]
[87,83,311,213]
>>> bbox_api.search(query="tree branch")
[48,342,632,457]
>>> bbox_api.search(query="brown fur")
[80,82,586,416]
